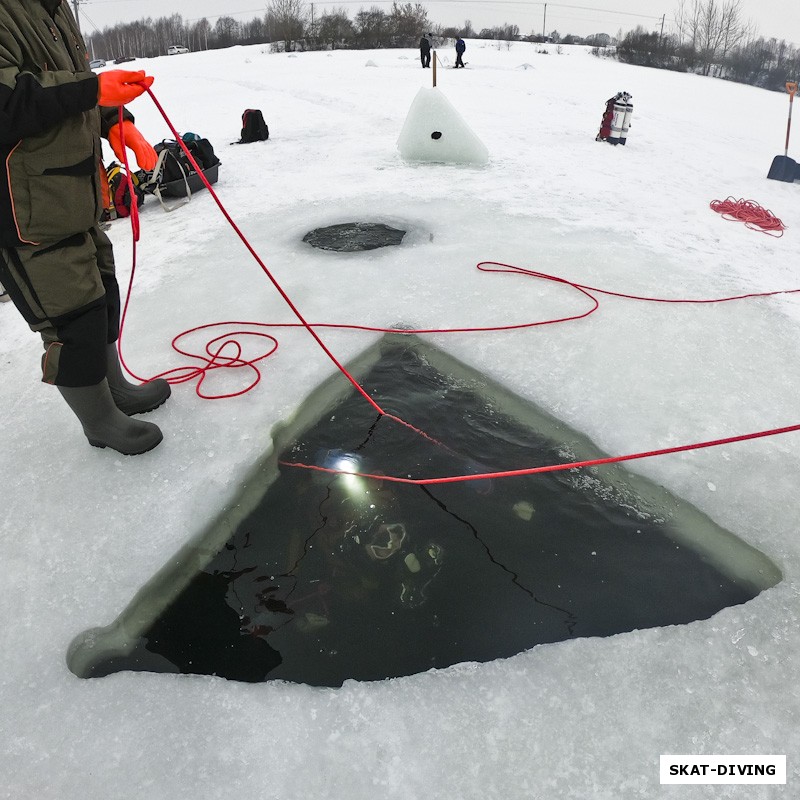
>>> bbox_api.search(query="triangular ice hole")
[68,335,781,686]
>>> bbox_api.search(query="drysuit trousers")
[0,224,121,387]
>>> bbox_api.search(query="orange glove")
[107,120,157,171]
[97,70,154,106]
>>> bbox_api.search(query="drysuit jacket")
[0,0,132,385]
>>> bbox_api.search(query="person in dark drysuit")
[455,37,466,68]
[0,0,171,456]
[419,33,432,68]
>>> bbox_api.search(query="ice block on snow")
[397,87,489,165]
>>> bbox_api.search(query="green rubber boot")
[58,379,163,455]
[106,344,171,415]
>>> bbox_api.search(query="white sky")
[78,0,800,45]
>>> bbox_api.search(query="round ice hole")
[303,222,406,252]
[431,131,442,140]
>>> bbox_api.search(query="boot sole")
[88,431,163,456]
[120,395,170,416]
[114,383,172,417]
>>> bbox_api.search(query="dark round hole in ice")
[431,131,443,140]
[303,222,407,252]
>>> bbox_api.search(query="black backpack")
[238,109,269,144]
[154,136,220,183]
[145,135,221,208]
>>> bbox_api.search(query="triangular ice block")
[397,87,489,165]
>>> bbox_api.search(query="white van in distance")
[167,45,189,55]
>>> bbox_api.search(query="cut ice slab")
[397,87,489,165]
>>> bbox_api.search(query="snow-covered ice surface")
[1,42,799,799]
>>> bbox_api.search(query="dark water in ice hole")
[302,222,406,252]
[88,343,759,686]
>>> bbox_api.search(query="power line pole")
[542,3,547,39]
[71,0,82,33]
[659,13,665,43]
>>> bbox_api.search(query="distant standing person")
[420,33,432,68]
[455,37,466,68]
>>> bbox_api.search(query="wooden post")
[785,82,797,157]
[432,50,437,87]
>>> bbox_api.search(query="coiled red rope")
[116,101,382,414]
[710,197,786,236]
[115,92,800,484]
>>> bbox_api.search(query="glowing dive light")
[334,454,359,474]
[320,449,367,498]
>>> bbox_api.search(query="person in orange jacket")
[0,0,170,455]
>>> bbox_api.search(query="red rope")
[122,261,800,389]
[122,261,800,406]
[281,422,800,485]
[710,197,786,236]
[119,90,384,415]
[115,90,800,485]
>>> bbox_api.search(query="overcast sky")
[77,0,799,46]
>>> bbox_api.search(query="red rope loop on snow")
[710,197,786,237]
[118,88,384,415]
[115,88,800,484]
[152,325,279,399]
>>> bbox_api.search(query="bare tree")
[718,0,750,59]
[354,7,388,48]
[317,7,354,48]
[241,18,269,45]
[152,14,188,53]
[674,0,702,46]
[388,3,429,47]
[266,0,307,50]
[214,16,241,49]
[190,18,211,51]
[674,0,747,74]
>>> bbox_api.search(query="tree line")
[86,0,797,93]
[611,0,799,92]
[86,2,599,61]
[88,3,430,59]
